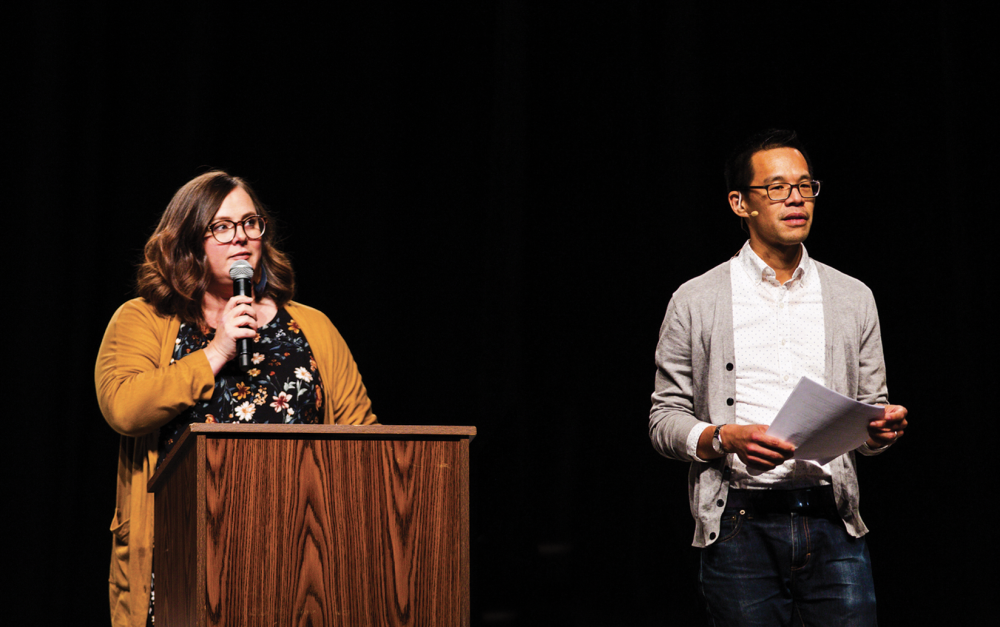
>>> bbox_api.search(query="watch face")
[712,427,723,453]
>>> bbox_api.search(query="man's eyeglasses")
[746,180,821,201]
[206,216,267,244]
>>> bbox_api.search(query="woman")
[95,171,377,627]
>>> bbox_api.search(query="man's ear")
[729,191,747,217]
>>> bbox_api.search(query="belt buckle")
[788,488,813,513]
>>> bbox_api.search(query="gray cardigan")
[649,256,890,547]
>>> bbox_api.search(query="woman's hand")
[203,295,257,375]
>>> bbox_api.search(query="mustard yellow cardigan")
[95,298,377,627]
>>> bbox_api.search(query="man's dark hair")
[724,129,813,192]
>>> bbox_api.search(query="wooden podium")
[147,424,476,627]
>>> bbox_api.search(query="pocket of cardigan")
[109,509,130,590]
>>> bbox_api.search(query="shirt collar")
[737,240,812,286]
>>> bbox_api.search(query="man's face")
[742,147,815,254]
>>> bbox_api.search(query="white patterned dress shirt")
[687,240,833,489]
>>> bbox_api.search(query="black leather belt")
[726,485,839,519]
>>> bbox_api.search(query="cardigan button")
[717,499,724,507]
[726,363,734,371]
[709,532,717,540]
[727,398,734,406]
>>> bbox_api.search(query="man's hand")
[723,424,796,470]
[697,424,794,470]
[867,404,908,449]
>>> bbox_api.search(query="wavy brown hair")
[136,171,295,328]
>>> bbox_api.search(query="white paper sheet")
[766,376,883,465]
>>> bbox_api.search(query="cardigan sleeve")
[854,288,892,457]
[95,299,216,437]
[649,293,705,462]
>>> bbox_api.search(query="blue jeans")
[699,488,877,627]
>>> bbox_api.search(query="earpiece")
[734,192,757,217]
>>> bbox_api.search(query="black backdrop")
[11,2,995,625]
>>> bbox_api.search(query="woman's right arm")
[95,300,216,437]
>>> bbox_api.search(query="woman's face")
[203,186,263,291]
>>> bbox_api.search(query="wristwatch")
[711,425,727,455]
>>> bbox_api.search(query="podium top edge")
[149,424,477,492]
[187,423,477,439]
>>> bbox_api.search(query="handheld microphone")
[229,260,254,372]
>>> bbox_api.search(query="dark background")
[12,1,995,625]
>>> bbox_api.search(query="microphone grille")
[229,260,254,281]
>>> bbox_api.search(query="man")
[649,129,908,626]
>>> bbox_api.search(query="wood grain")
[153,426,472,627]
[155,433,204,626]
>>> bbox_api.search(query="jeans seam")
[791,514,813,572]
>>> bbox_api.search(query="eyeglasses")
[746,180,821,201]
[206,216,267,243]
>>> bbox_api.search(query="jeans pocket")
[714,510,744,544]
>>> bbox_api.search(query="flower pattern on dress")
[234,381,251,400]
[235,401,256,422]
[157,307,325,463]
[270,391,292,413]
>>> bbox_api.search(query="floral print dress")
[148,307,324,625]
[157,307,325,461]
